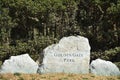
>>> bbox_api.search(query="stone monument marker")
[37,36,91,74]
[90,59,120,76]
[0,54,38,73]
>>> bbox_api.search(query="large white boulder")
[90,59,120,76]
[0,54,38,73]
[37,36,91,74]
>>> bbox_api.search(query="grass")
[18,77,24,80]
[14,73,21,76]
[0,73,119,80]
[59,77,68,80]
[117,76,120,79]
[67,73,75,77]
[82,77,89,80]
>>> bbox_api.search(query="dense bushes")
[91,47,120,61]
[0,36,58,62]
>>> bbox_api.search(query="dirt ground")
[0,73,120,80]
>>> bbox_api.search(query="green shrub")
[14,73,21,76]
[91,47,120,62]
[114,62,120,70]
[0,36,58,63]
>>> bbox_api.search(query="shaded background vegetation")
[0,0,120,68]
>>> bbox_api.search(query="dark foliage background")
[0,0,120,68]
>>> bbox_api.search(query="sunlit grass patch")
[0,73,119,80]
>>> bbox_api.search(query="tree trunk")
[33,27,39,43]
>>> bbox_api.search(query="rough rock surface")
[0,54,38,73]
[37,36,91,74]
[90,59,120,76]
